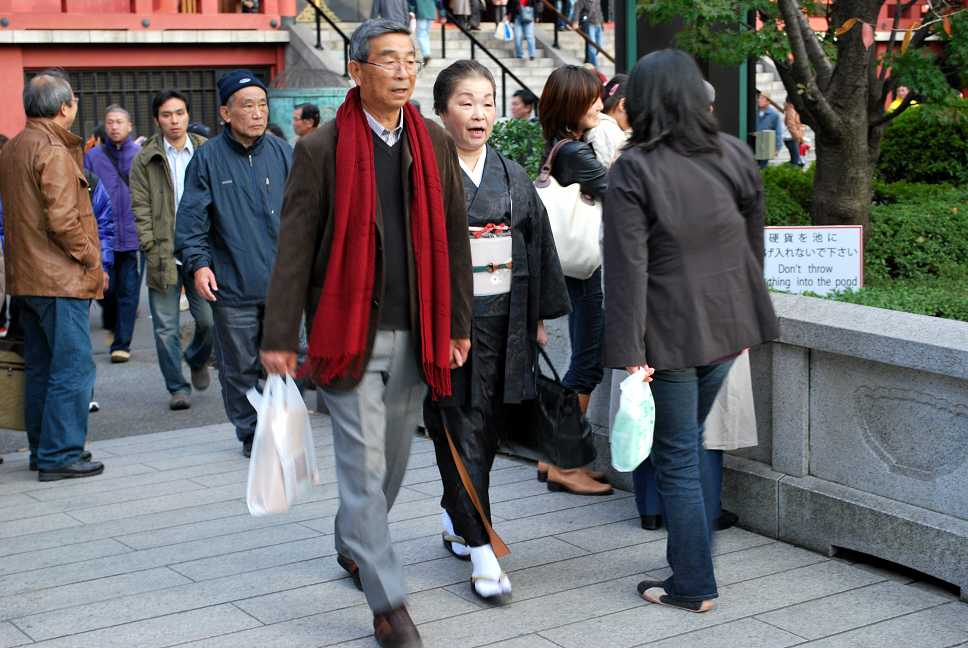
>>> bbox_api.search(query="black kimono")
[425,146,570,547]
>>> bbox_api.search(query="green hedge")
[489,119,546,178]
[877,102,968,185]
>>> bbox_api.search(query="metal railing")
[305,0,351,78]
[539,0,615,64]
[439,11,538,117]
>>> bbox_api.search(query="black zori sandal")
[442,532,472,562]
[637,580,715,613]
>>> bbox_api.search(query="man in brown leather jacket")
[0,70,105,481]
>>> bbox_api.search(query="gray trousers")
[321,330,427,613]
[213,304,309,443]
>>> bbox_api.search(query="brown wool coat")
[261,115,473,391]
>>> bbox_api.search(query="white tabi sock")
[470,544,511,597]
[441,510,470,557]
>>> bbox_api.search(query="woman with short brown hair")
[535,65,612,496]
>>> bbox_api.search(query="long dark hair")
[625,49,720,155]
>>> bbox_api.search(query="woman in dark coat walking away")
[534,64,613,496]
[426,60,570,604]
[602,49,778,614]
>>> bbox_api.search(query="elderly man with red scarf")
[261,19,472,648]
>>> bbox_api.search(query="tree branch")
[879,0,921,83]
[870,94,915,128]
[795,8,833,90]
[776,0,841,135]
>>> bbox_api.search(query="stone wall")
[552,293,968,601]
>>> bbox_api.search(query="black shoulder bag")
[532,345,597,469]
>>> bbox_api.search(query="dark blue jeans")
[563,267,604,394]
[633,449,723,524]
[648,360,733,602]
[19,296,96,470]
[102,250,141,352]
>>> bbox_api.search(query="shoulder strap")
[535,138,572,187]
[536,344,564,385]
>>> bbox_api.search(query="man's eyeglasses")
[360,59,423,75]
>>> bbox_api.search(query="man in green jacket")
[130,90,213,411]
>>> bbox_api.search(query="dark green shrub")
[761,163,814,212]
[866,197,968,283]
[831,280,968,322]
[489,119,546,178]
[873,179,968,205]
[877,103,968,185]
[762,173,810,226]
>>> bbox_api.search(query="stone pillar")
[770,344,810,477]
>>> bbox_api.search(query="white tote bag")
[534,139,603,280]
[245,375,320,516]
[703,351,759,451]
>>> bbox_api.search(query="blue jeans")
[415,18,432,58]
[563,267,604,394]
[147,267,214,395]
[19,296,95,470]
[585,22,603,66]
[633,449,723,525]
[102,250,141,352]
[648,360,733,602]
[514,18,535,59]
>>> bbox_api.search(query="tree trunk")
[811,125,873,231]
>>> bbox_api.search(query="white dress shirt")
[364,108,405,147]
[164,136,195,209]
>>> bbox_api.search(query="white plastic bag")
[494,20,513,41]
[245,375,320,516]
[610,369,656,472]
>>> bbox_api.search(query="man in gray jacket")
[131,90,213,411]
[175,70,292,455]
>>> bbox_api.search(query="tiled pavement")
[0,416,965,648]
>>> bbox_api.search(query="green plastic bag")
[610,369,656,472]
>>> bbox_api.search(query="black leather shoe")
[640,514,663,530]
[31,450,93,472]
[715,509,739,531]
[38,460,104,482]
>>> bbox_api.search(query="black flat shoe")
[715,509,739,531]
[38,460,104,482]
[31,450,93,472]
[640,514,662,530]
[243,439,253,458]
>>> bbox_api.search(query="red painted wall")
[0,44,285,136]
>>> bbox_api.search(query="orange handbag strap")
[441,421,510,557]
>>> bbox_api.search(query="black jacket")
[175,130,292,307]
[602,133,779,370]
[550,139,608,199]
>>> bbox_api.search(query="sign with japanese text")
[763,226,864,296]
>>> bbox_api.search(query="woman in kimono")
[425,60,570,604]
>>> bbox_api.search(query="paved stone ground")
[0,416,965,648]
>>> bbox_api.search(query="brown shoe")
[547,466,613,496]
[538,461,607,484]
[373,606,423,648]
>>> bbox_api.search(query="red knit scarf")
[301,87,453,399]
